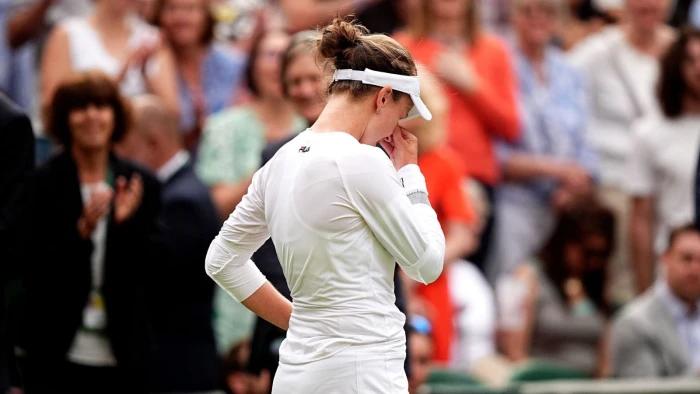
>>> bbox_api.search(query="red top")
[416,147,475,363]
[396,32,520,185]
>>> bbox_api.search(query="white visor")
[332,68,432,121]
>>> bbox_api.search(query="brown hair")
[48,71,131,147]
[318,18,417,100]
[154,0,216,46]
[657,28,700,118]
[667,223,700,251]
[410,0,481,43]
[539,199,616,316]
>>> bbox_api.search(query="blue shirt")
[178,44,246,133]
[498,45,597,203]
[0,1,37,112]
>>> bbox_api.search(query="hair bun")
[318,18,368,64]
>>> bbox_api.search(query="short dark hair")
[657,28,700,118]
[154,0,216,46]
[667,223,700,250]
[48,71,131,147]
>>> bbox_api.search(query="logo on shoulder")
[299,146,310,153]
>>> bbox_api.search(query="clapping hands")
[77,174,144,239]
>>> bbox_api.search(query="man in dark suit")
[121,96,222,393]
[0,92,34,392]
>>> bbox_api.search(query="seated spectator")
[498,201,615,377]
[568,0,675,295]
[118,95,222,393]
[40,0,179,115]
[610,224,700,378]
[448,259,498,370]
[409,66,476,364]
[395,0,520,270]
[486,0,596,283]
[628,28,700,295]
[155,0,247,151]
[18,71,160,393]
[196,28,305,219]
[407,315,434,394]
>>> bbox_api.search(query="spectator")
[18,71,160,394]
[448,259,499,371]
[119,96,222,393]
[395,0,520,270]
[486,0,596,282]
[558,0,619,50]
[409,66,476,364]
[407,316,433,394]
[568,0,675,297]
[0,92,35,394]
[155,0,247,151]
[498,201,615,377]
[627,28,700,294]
[610,224,700,377]
[40,0,180,115]
[278,0,383,32]
[196,28,305,219]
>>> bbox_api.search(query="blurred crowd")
[1,0,700,393]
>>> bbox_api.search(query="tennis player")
[205,18,445,393]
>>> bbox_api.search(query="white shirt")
[68,181,117,366]
[205,130,445,365]
[569,27,660,186]
[157,150,189,183]
[62,15,159,97]
[449,260,497,369]
[626,115,700,253]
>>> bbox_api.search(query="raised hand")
[114,174,143,224]
[77,187,113,239]
[435,49,479,93]
[379,126,418,170]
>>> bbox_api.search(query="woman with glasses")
[196,28,306,219]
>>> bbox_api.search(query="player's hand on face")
[381,126,418,170]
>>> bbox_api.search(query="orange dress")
[396,32,520,185]
[416,147,475,363]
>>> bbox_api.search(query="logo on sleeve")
[299,146,310,153]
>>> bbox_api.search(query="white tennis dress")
[205,129,445,393]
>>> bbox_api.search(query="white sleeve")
[204,166,269,302]
[341,152,445,284]
[626,124,655,197]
